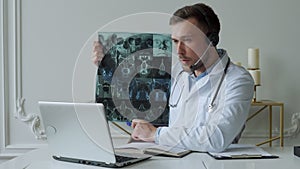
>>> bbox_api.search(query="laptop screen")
[39,101,116,163]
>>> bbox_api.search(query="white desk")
[0,146,299,169]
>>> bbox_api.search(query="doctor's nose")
[176,42,186,56]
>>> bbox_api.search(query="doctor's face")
[171,18,210,73]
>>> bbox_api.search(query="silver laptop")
[39,101,151,168]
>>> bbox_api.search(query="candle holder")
[253,84,261,103]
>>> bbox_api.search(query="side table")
[247,100,284,147]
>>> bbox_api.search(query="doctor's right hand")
[131,119,157,142]
[92,40,104,66]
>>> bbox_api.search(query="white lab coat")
[156,51,254,152]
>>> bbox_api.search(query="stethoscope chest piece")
[208,104,214,113]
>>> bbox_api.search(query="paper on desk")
[209,144,273,157]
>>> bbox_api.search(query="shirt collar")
[190,48,228,81]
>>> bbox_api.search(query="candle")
[248,48,259,69]
[249,70,261,85]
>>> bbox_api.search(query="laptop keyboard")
[53,154,150,168]
[115,154,138,162]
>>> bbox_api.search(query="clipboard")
[208,153,279,160]
[208,144,279,160]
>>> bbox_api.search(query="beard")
[181,64,192,73]
[178,55,193,73]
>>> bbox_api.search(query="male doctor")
[130,3,254,152]
[93,3,254,152]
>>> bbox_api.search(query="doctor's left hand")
[131,119,157,142]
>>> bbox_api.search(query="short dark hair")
[169,3,221,46]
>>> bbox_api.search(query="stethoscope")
[169,57,231,113]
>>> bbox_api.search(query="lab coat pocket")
[183,96,210,126]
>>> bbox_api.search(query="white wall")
[1,0,300,161]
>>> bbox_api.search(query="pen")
[112,121,131,135]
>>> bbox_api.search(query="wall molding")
[284,112,300,137]
[1,0,46,158]
[1,0,9,155]
[15,98,46,140]
[243,112,300,138]
[10,0,46,141]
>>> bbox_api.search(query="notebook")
[38,101,151,168]
[115,142,191,158]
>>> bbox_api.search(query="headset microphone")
[189,56,204,73]
[189,42,212,75]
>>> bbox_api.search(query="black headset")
[194,5,219,46]
[189,5,219,75]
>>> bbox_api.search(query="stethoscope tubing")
[169,57,231,110]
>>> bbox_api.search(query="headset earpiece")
[194,5,219,46]
[207,32,219,46]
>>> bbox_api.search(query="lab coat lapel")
[185,75,210,102]
[184,54,230,102]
